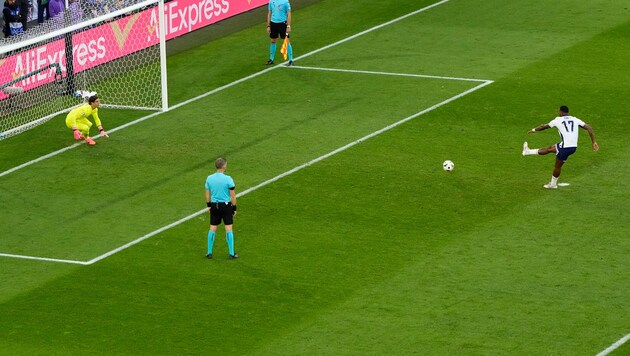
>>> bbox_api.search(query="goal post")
[0,0,168,140]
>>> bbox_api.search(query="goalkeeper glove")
[98,126,109,138]
[72,128,84,140]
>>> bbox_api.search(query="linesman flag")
[280,36,290,60]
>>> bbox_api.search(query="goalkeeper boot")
[85,137,96,145]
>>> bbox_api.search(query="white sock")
[550,176,558,186]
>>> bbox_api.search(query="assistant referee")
[204,157,238,259]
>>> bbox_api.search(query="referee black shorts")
[209,202,234,226]
[269,21,289,39]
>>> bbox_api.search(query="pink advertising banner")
[0,0,268,100]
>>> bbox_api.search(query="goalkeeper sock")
[269,43,276,60]
[207,230,215,255]
[288,43,293,61]
[226,231,235,256]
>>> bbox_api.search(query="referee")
[265,0,293,66]
[204,158,238,259]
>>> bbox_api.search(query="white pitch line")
[1,77,493,265]
[81,78,492,265]
[1,0,465,264]
[290,65,490,83]
[0,0,451,179]
[597,334,630,356]
[0,252,88,265]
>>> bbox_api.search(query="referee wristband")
[206,202,211,207]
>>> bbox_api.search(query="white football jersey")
[548,115,585,148]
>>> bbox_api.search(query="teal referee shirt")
[205,172,235,203]
[269,0,291,23]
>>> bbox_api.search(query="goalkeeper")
[65,95,109,145]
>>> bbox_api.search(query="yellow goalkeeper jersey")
[66,103,101,127]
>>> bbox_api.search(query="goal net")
[0,0,167,140]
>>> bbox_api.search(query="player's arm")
[286,11,291,33]
[528,124,550,134]
[230,188,237,216]
[92,110,109,137]
[4,7,21,22]
[205,189,211,211]
[580,123,599,151]
[267,8,271,33]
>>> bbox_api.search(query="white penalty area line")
[0,0,465,264]
[290,65,490,83]
[43,77,492,265]
[0,252,89,265]
[597,334,630,356]
[0,78,492,265]
[0,0,451,179]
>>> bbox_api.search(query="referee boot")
[265,59,274,65]
[206,253,212,259]
[287,60,294,66]
[229,254,239,260]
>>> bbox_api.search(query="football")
[442,160,454,172]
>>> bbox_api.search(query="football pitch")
[1,0,629,354]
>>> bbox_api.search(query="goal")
[0,0,168,140]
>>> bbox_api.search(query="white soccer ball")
[442,160,454,172]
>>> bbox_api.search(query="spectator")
[47,0,62,18]
[36,0,49,24]
[3,0,24,38]
[17,0,27,30]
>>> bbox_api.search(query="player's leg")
[544,158,564,189]
[66,116,85,140]
[267,23,280,64]
[284,32,293,64]
[544,146,575,189]
[207,225,218,258]
[75,118,93,137]
[225,224,237,259]
[523,142,556,156]
[77,119,98,145]
[207,207,221,258]
[552,158,564,179]
[538,145,557,155]
[223,205,237,258]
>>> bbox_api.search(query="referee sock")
[226,231,235,256]
[207,230,215,255]
[269,43,276,61]
[287,43,293,61]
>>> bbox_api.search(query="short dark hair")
[88,95,99,104]
[215,157,226,169]
[560,105,569,114]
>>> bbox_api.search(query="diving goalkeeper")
[65,95,109,145]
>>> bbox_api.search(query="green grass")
[1,0,629,354]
